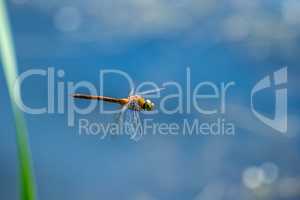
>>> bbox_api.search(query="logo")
[251,67,288,133]
[13,66,289,140]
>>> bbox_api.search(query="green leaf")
[0,0,37,200]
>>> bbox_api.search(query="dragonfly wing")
[137,87,165,95]
[131,110,143,141]
[115,104,128,126]
[120,109,143,141]
[115,102,144,141]
[129,87,135,96]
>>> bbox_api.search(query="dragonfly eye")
[144,99,154,111]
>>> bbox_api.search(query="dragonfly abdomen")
[72,94,128,105]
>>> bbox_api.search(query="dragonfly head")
[143,99,155,111]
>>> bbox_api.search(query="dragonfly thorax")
[127,96,154,111]
[127,101,141,111]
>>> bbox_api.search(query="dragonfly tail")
[72,94,128,104]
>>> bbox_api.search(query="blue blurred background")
[0,0,300,199]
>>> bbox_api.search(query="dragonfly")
[72,88,164,141]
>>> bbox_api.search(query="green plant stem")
[0,0,37,199]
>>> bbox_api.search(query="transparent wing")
[129,87,135,96]
[116,104,128,126]
[122,109,143,141]
[131,110,143,141]
[115,102,144,141]
[137,87,165,95]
